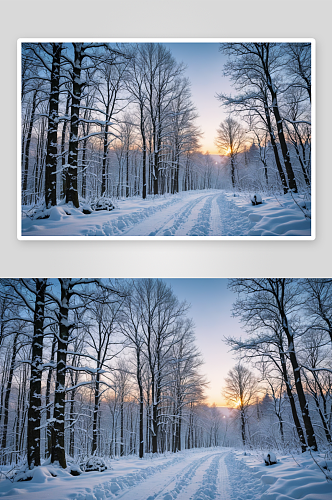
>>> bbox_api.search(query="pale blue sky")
[164,43,233,154]
[164,278,243,406]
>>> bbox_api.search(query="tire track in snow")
[209,194,223,236]
[218,452,231,500]
[115,452,218,500]
[124,194,209,236]
[100,196,183,236]
[87,454,186,500]
[225,451,262,500]
[215,193,251,236]
[153,452,218,500]
[186,195,214,236]
[160,195,212,236]
[190,452,230,500]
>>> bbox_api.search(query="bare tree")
[215,117,246,188]
[228,278,318,451]
[219,42,300,192]
[223,363,258,445]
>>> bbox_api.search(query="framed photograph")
[18,39,315,240]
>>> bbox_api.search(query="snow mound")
[91,198,115,212]
[264,452,277,466]
[251,194,263,205]
[82,457,108,472]
[14,465,60,483]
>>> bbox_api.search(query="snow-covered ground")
[1,447,331,500]
[20,190,312,238]
[234,449,332,500]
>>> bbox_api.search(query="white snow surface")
[21,190,311,237]
[233,449,332,500]
[1,447,331,500]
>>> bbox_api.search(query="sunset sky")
[163,278,244,407]
[164,43,233,155]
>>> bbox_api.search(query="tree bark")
[264,76,297,192]
[45,43,62,208]
[61,92,71,198]
[263,100,288,193]
[140,110,147,200]
[27,279,47,468]
[66,44,82,208]
[1,332,19,464]
[46,333,56,458]
[137,355,144,458]
[101,104,109,196]
[51,279,71,468]
[92,368,100,455]
[278,345,307,451]
[278,292,317,451]
[23,89,38,204]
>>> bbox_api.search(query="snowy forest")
[0,278,331,471]
[20,42,312,237]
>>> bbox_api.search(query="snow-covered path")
[2,447,332,500]
[117,450,230,500]
[21,189,312,237]
[0,449,239,500]
[21,190,251,237]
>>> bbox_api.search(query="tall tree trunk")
[1,332,19,464]
[126,149,129,198]
[92,368,100,455]
[46,333,56,458]
[66,43,82,208]
[27,279,47,468]
[45,43,62,208]
[278,345,307,451]
[101,105,109,196]
[312,392,332,444]
[151,376,159,453]
[69,389,76,457]
[61,92,71,198]
[140,111,147,200]
[281,314,317,451]
[51,279,70,468]
[293,139,310,187]
[178,408,182,451]
[240,408,246,445]
[23,90,38,204]
[230,156,236,188]
[265,83,297,192]
[137,362,144,458]
[263,101,288,193]
[120,398,124,456]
